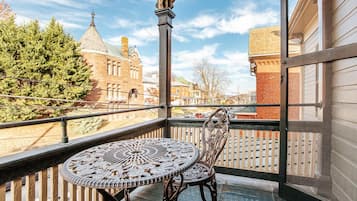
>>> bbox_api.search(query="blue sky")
[7,0,290,95]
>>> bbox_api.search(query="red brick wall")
[288,73,300,120]
[82,50,144,105]
[256,72,280,119]
[83,52,109,102]
[256,72,300,120]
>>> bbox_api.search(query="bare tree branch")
[193,59,229,103]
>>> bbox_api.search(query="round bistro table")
[61,138,200,201]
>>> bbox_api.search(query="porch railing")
[0,118,165,201]
[169,118,320,180]
[0,106,322,201]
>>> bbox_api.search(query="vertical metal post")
[156,8,175,138]
[279,0,289,192]
[318,0,332,197]
[61,118,68,143]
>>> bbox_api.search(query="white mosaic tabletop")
[61,138,199,189]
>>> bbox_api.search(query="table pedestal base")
[97,188,133,201]
[97,174,184,201]
[163,174,184,201]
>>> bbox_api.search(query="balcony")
[0,0,357,201]
[0,106,327,201]
[0,113,283,200]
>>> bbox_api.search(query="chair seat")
[176,162,214,184]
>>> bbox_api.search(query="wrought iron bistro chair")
[175,108,230,201]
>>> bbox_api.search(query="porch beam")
[318,0,332,197]
[279,0,289,189]
[156,8,175,138]
[284,43,357,68]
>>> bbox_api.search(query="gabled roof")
[172,81,189,87]
[289,0,318,35]
[104,42,123,58]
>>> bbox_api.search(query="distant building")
[225,91,257,119]
[79,13,144,108]
[249,26,300,119]
[171,81,190,105]
[0,0,14,21]
[171,79,206,105]
[143,72,206,105]
[190,83,205,105]
[143,72,159,105]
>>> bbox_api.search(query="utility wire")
[0,94,158,105]
[0,103,158,110]
[0,75,159,97]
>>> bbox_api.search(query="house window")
[107,60,112,75]
[113,62,117,76]
[117,62,121,76]
[116,84,120,100]
[130,61,138,79]
[113,84,117,99]
[135,70,139,79]
[107,83,112,100]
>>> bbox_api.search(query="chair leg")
[203,177,217,201]
[209,177,217,201]
[199,184,207,201]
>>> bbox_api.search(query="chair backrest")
[200,108,230,168]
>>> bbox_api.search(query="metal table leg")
[97,188,133,201]
[163,174,185,201]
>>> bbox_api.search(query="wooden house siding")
[301,19,320,121]
[331,0,357,200]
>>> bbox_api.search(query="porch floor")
[129,173,285,201]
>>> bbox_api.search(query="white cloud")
[115,19,132,28]
[57,20,85,30]
[14,13,85,30]
[9,0,98,9]
[174,2,279,40]
[173,44,219,69]
[221,51,249,69]
[172,33,188,42]
[188,14,217,28]
[217,5,278,34]
[14,14,33,25]
[107,1,278,45]
[172,44,249,72]
[110,18,145,29]
[115,25,158,47]
[133,26,158,40]
[141,55,159,73]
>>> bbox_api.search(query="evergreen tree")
[0,17,92,122]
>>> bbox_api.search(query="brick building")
[0,0,14,20]
[80,13,143,108]
[249,26,300,119]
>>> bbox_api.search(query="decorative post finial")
[156,0,175,10]
[90,11,95,27]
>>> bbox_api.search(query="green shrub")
[67,110,104,135]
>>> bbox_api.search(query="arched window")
[128,88,138,99]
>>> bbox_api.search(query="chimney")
[121,36,128,58]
